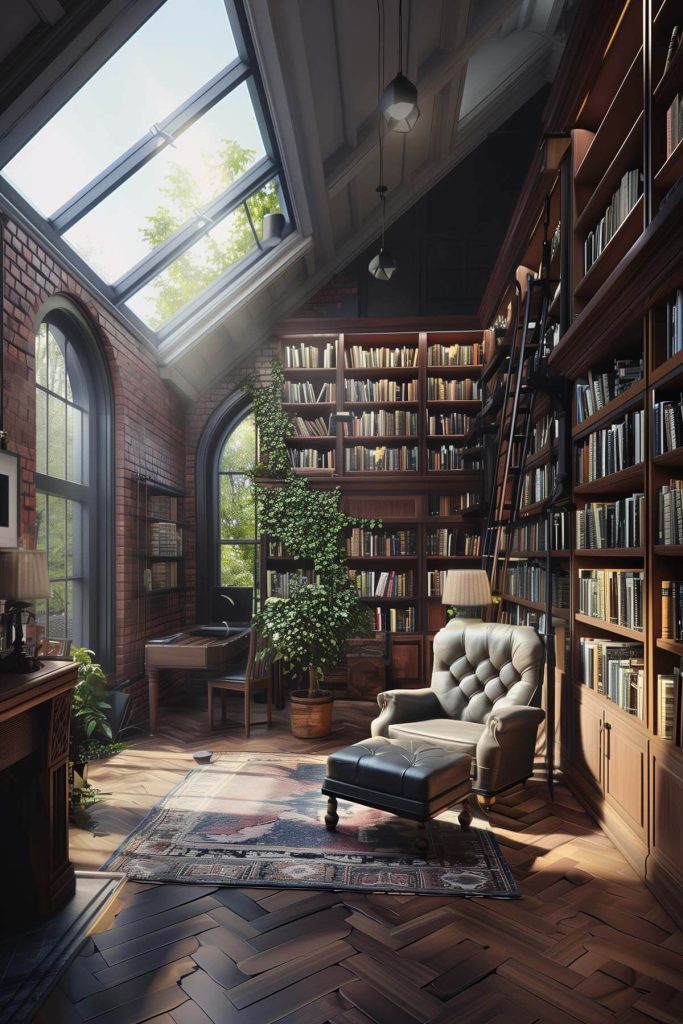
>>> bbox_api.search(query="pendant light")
[369,4,396,282]
[380,0,419,133]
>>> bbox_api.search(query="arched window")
[34,308,113,665]
[195,397,257,624]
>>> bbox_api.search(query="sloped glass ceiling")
[0,0,289,335]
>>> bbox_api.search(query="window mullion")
[50,59,251,234]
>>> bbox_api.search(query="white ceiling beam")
[325,0,522,198]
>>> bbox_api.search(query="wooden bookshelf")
[276,328,485,683]
[477,0,683,924]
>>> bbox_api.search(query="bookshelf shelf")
[656,637,683,656]
[653,448,683,468]
[575,49,642,188]
[343,435,417,444]
[574,612,644,642]
[574,196,644,302]
[574,114,644,235]
[654,545,683,556]
[343,367,418,378]
[573,463,644,496]
[499,594,570,619]
[572,379,645,439]
[575,547,645,559]
[653,34,683,104]
[651,345,683,387]
[654,137,683,191]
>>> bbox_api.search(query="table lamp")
[442,569,492,629]
[0,547,51,672]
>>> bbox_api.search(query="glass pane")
[1,0,238,215]
[125,203,255,328]
[71,501,84,578]
[47,327,66,398]
[64,82,266,282]
[66,405,83,484]
[35,492,47,550]
[49,581,66,639]
[220,543,255,588]
[47,495,66,578]
[36,388,47,475]
[70,579,85,646]
[65,580,73,643]
[247,177,283,243]
[35,324,48,387]
[34,598,47,635]
[219,415,255,471]
[219,473,254,540]
[47,394,66,479]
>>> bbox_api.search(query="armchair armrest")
[474,705,545,795]
[371,688,443,738]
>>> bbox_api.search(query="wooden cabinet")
[648,738,683,925]
[603,709,648,841]
[390,635,423,687]
[571,686,604,798]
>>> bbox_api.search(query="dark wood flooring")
[38,701,683,1024]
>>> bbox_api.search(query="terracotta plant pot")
[289,690,334,738]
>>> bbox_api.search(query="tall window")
[217,413,257,588]
[34,312,112,661]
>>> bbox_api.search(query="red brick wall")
[2,216,187,694]
[293,271,358,318]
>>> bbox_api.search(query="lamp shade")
[441,569,492,608]
[368,249,397,280]
[0,548,51,601]
[380,73,420,129]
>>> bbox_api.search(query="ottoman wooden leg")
[416,820,428,852]
[458,795,473,830]
[325,796,339,831]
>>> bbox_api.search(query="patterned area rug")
[103,754,519,897]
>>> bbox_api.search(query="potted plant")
[245,361,378,737]
[69,647,119,805]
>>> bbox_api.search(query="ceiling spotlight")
[381,1,419,133]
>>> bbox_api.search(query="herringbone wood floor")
[39,701,683,1024]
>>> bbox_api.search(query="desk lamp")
[442,569,492,629]
[0,547,51,672]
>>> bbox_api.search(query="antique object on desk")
[144,628,250,733]
[0,547,51,673]
[0,660,78,920]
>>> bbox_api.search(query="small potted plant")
[69,647,116,804]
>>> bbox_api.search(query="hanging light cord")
[398,0,403,74]
[376,0,386,247]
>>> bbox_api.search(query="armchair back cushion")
[431,623,543,724]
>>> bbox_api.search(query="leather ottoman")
[322,737,472,850]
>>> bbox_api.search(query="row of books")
[575,359,643,423]
[427,343,482,366]
[344,345,418,368]
[427,413,472,435]
[266,570,320,598]
[426,529,481,556]
[575,494,644,549]
[344,410,418,436]
[344,446,418,471]
[657,480,683,544]
[578,569,643,630]
[145,562,178,591]
[665,289,683,360]
[657,669,683,743]
[284,341,335,368]
[347,528,417,557]
[579,638,644,718]
[288,449,334,469]
[372,606,416,633]
[666,92,683,160]
[509,512,568,553]
[428,446,480,471]
[583,168,642,274]
[654,396,683,454]
[428,492,480,516]
[661,579,683,640]
[520,462,557,507]
[283,382,336,403]
[427,570,448,597]
[530,415,556,456]
[147,495,179,521]
[506,564,570,608]
[427,378,481,401]
[148,522,183,557]
[291,414,333,438]
[575,410,645,483]
[349,570,415,598]
[344,379,418,402]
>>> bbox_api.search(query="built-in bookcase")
[275,328,485,684]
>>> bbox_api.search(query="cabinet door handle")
[604,722,611,760]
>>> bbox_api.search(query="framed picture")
[0,449,19,548]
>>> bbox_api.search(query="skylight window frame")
[0,0,293,346]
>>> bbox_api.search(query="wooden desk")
[145,629,250,733]
[0,660,78,920]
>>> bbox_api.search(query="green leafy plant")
[70,646,113,762]
[245,360,379,696]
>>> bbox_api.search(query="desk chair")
[207,629,273,737]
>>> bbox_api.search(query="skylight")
[0,0,290,339]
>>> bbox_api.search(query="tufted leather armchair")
[371,623,545,800]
